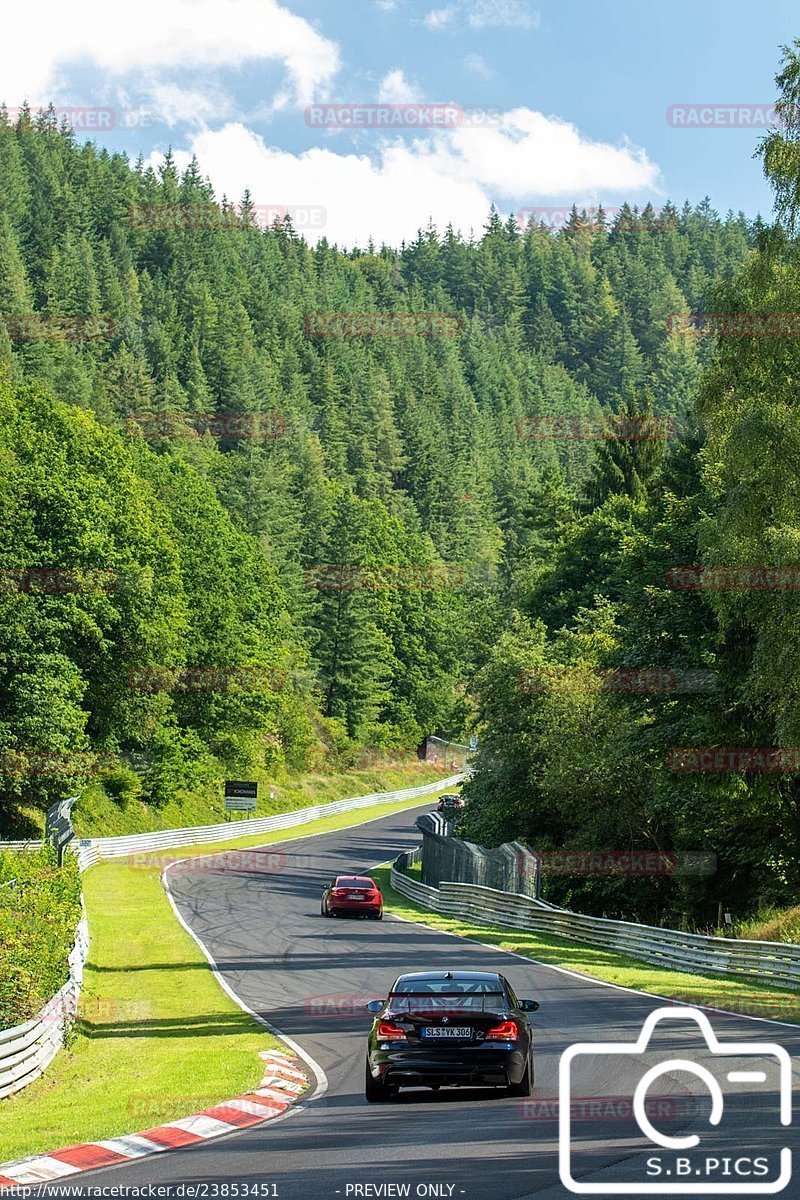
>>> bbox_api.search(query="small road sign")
[225,796,257,813]
[224,780,258,814]
[225,780,258,799]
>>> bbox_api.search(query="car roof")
[335,875,374,883]
[393,971,503,984]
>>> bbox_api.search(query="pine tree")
[585,385,665,507]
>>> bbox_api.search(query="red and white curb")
[0,1050,308,1186]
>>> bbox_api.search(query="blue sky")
[5,0,800,245]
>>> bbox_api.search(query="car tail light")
[332,888,349,896]
[485,1020,519,1041]
[377,1021,407,1040]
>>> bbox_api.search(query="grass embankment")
[0,783,455,1164]
[373,865,800,1025]
[738,904,800,944]
[69,757,449,838]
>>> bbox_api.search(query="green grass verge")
[372,866,800,1026]
[72,760,450,838]
[0,784,455,1163]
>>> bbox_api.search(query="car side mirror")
[366,1000,384,1014]
[519,999,539,1012]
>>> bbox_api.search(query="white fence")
[0,842,41,855]
[390,860,800,991]
[72,774,463,871]
[1,773,461,1100]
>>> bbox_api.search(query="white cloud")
[423,7,457,30]
[424,0,539,30]
[0,0,340,113]
[375,0,398,9]
[378,70,421,104]
[155,123,491,246]
[463,53,493,79]
[449,109,656,196]
[152,109,661,248]
[467,0,540,28]
[143,82,232,128]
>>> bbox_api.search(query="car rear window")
[336,877,373,886]
[389,980,506,1011]
[392,978,502,994]
[388,993,506,1013]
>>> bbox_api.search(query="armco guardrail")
[0,773,461,1099]
[73,774,463,866]
[0,841,41,855]
[390,861,800,991]
[0,909,89,1100]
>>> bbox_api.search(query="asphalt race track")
[42,803,800,1199]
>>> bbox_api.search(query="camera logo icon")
[559,1007,792,1194]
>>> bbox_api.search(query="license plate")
[421,1026,472,1039]
[347,892,366,900]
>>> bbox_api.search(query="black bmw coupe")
[364,970,539,1101]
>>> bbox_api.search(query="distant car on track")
[321,875,383,919]
[364,970,538,1102]
[436,793,464,814]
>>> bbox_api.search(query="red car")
[321,875,384,920]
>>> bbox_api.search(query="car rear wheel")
[371,910,383,920]
[365,1060,396,1103]
[508,1052,533,1097]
